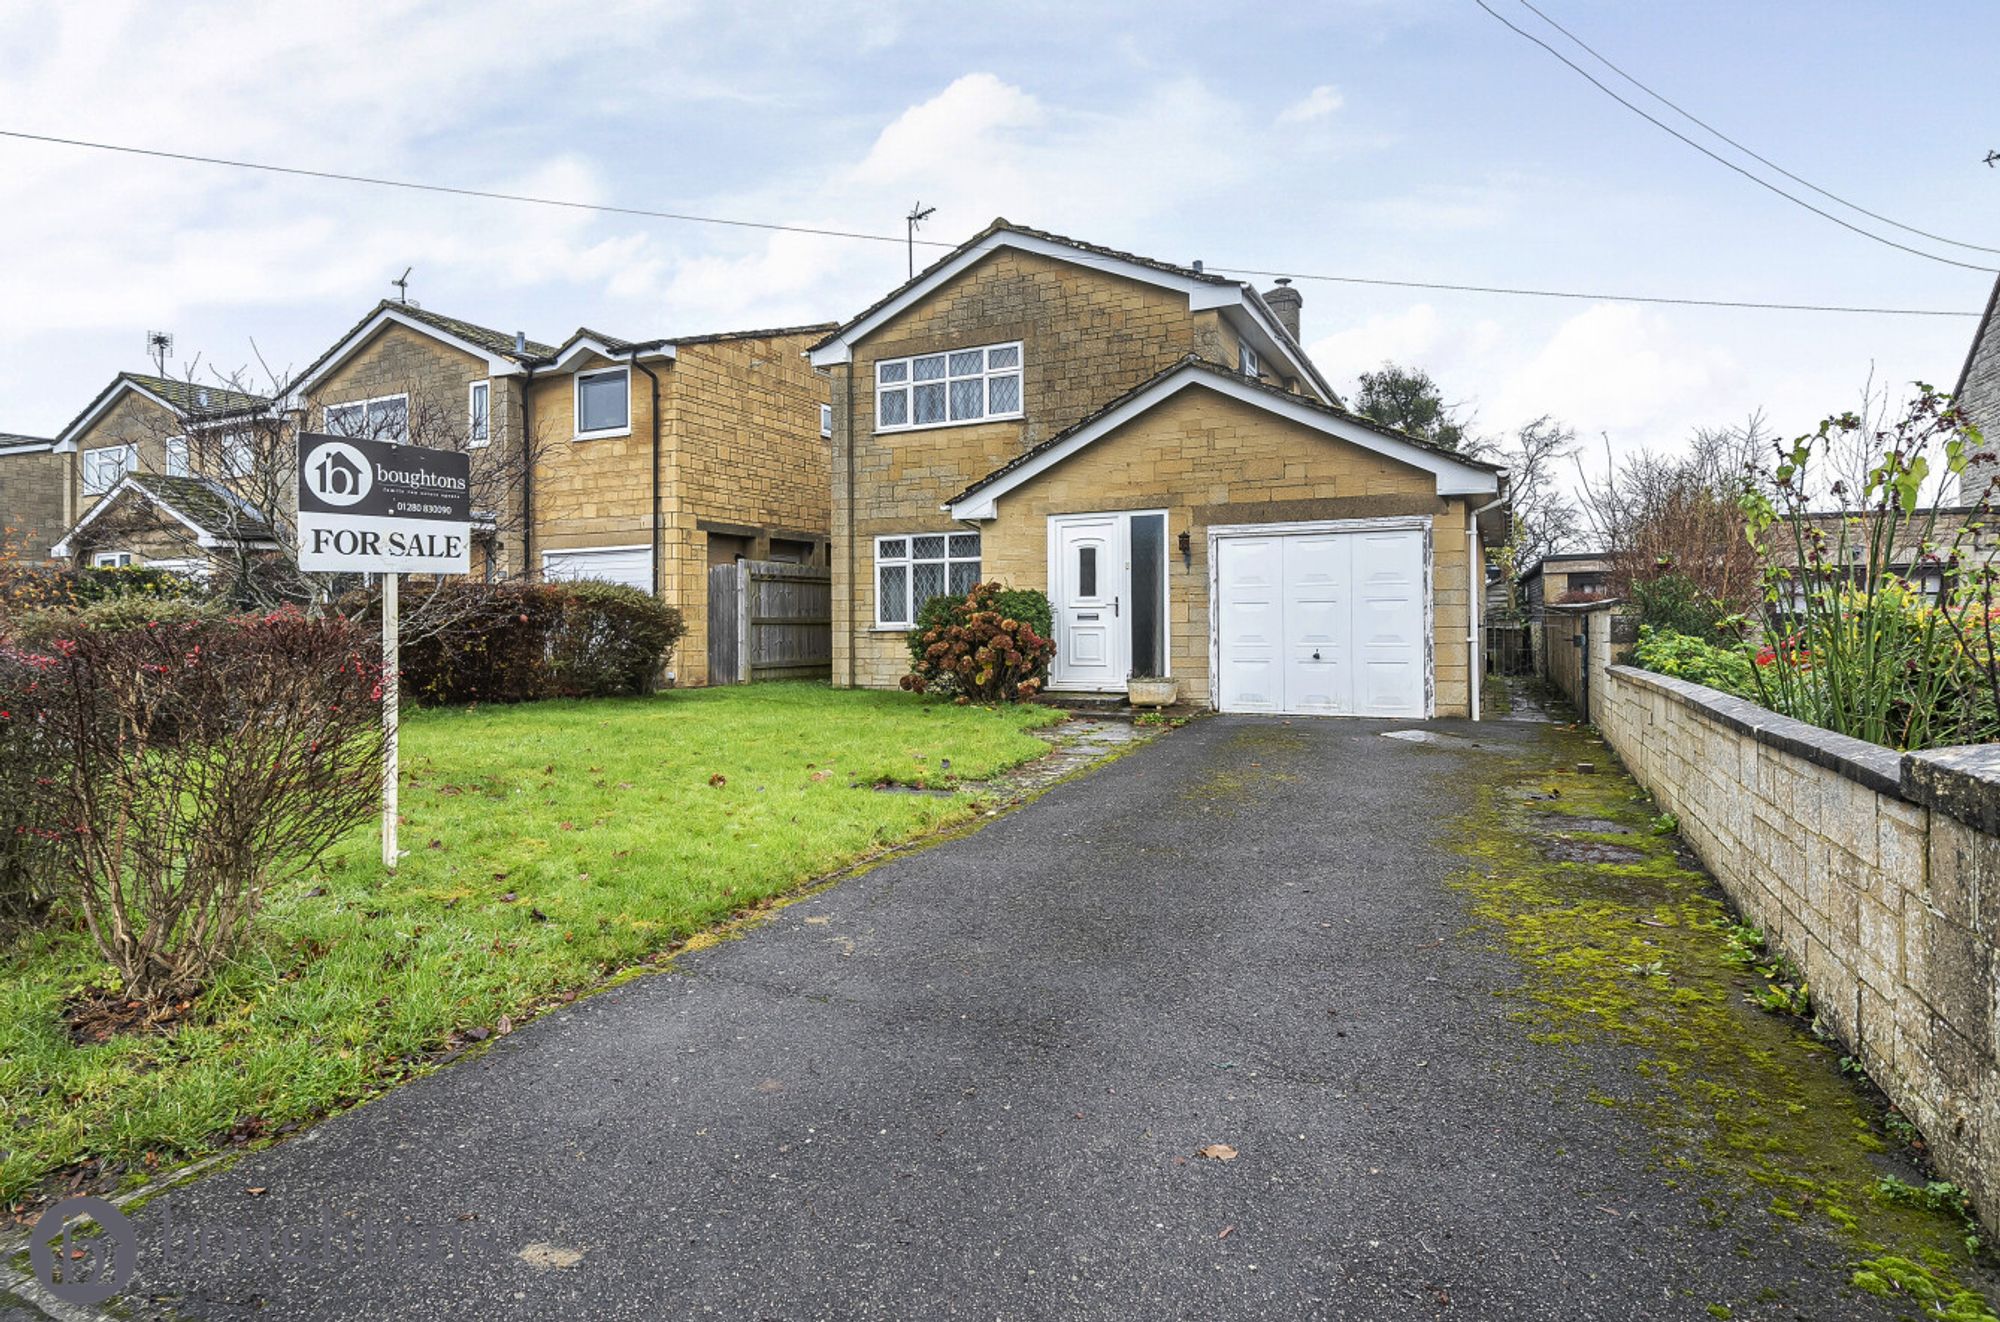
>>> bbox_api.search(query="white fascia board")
[809,230,1246,368]
[289,307,527,405]
[1219,305,1334,405]
[53,380,178,453]
[53,476,268,556]
[0,441,53,457]
[947,370,1498,520]
[546,338,675,374]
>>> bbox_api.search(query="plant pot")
[1127,677,1178,708]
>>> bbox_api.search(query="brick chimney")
[1263,278,1303,341]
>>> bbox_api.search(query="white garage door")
[542,545,652,593]
[1214,523,1428,717]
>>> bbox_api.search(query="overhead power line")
[1474,0,2000,275]
[1513,0,2000,257]
[0,126,1981,319]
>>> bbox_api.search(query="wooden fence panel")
[707,560,831,684]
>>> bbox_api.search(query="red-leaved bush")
[900,582,1056,704]
[17,608,384,1004]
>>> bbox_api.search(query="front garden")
[0,683,1060,1212]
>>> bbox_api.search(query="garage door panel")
[1216,525,1426,718]
[542,547,652,593]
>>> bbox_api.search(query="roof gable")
[946,356,1501,520]
[807,219,1335,403]
[51,472,276,557]
[290,302,555,399]
[54,374,269,453]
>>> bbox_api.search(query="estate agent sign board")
[296,433,471,575]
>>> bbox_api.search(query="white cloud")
[1488,303,1744,437]
[1277,84,1344,124]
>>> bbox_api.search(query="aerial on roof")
[946,353,1503,519]
[807,217,1336,403]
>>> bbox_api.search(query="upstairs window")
[165,436,191,477]
[82,444,136,495]
[875,342,1022,432]
[575,366,631,437]
[1239,338,1261,379]
[469,380,491,447]
[324,393,409,442]
[221,434,255,479]
[873,531,981,626]
[820,402,833,438]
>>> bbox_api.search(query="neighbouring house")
[0,433,64,560]
[811,218,1509,718]
[525,322,835,685]
[1518,551,1614,620]
[47,373,276,574]
[1958,273,2000,503]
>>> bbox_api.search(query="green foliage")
[1632,625,1758,700]
[1354,364,1475,452]
[544,580,686,697]
[5,595,225,649]
[1629,572,1733,639]
[903,582,1056,703]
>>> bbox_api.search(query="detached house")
[48,374,278,573]
[812,219,1509,718]
[1957,274,2000,504]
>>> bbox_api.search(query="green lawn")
[0,683,1061,1208]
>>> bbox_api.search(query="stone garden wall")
[1557,603,2000,1230]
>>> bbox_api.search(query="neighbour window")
[469,380,491,447]
[875,342,1021,432]
[1239,339,1261,379]
[165,436,191,477]
[92,550,133,568]
[575,367,630,437]
[221,434,255,479]
[81,444,136,495]
[820,403,833,438]
[324,393,409,442]
[874,532,981,626]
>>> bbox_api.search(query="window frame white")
[165,435,191,477]
[1239,338,1261,379]
[81,443,137,495]
[91,550,134,568]
[573,366,632,440]
[323,392,410,442]
[220,433,255,479]
[820,402,833,439]
[468,379,491,448]
[874,341,1023,435]
[872,531,983,629]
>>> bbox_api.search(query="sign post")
[296,432,471,872]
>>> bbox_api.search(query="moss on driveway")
[1456,715,1999,1321]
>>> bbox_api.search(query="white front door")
[1049,514,1126,690]
[1214,522,1428,717]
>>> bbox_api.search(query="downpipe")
[1467,491,1507,721]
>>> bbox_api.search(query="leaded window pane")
[987,344,1019,369]
[877,360,908,384]
[988,373,1021,415]
[878,538,907,558]
[948,561,981,595]
[877,564,908,624]
[912,354,947,381]
[911,561,946,612]
[948,532,980,557]
[913,382,946,425]
[911,534,946,559]
[878,389,908,427]
[948,350,983,376]
[949,378,984,421]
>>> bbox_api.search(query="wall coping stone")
[1903,744,2000,835]
[1605,664,1905,797]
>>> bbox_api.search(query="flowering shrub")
[901,583,1055,704]
[21,608,385,1004]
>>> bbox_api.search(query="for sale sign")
[296,433,471,575]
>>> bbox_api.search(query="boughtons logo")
[305,440,373,506]
[29,1195,138,1305]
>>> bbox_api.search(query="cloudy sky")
[2,0,1995,484]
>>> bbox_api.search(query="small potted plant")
[1127,673,1178,708]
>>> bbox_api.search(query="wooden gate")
[707,559,832,684]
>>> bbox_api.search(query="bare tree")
[1495,414,1577,578]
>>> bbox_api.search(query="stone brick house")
[0,434,63,561]
[1518,551,1614,621]
[1956,274,2000,503]
[47,373,277,573]
[811,219,1510,718]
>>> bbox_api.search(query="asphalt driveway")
[49,713,1951,1319]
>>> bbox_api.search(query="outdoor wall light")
[1178,529,1192,567]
